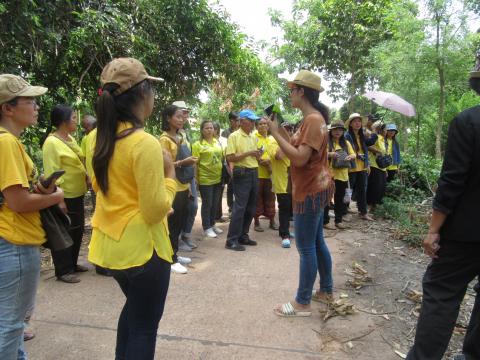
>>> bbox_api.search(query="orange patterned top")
[290,112,334,213]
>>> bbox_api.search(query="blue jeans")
[0,238,40,360]
[182,178,198,235]
[199,183,222,230]
[226,168,258,245]
[293,196,333,305]
[112,252,171,360]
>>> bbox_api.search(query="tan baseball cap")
[287,70,325,93]
[0,74,48,105]
[100,58,164,96]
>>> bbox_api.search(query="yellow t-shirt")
[386,138,399,171]
[330,140,355,182]
[159,132,190,192]
[369,135,387,172]
[255,132,273,179]
[192,138,223,186]
[349,133,366,173]
[0,127,45,246]
[267,140,290,194]
[42,134,87,198]
[84,128,97,179]
[226,128,258,169]
[88,124,177,269]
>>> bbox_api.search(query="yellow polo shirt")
[349,133,365,173]
[0,127,45,246]
[192,138,223,186]
[84,128,97,179]
[42,134,87,198]
[159,133,190,192]
[255,132,273,179]
[267,140,290,194]
[369,135,387,172]
[88,123,177,269]
[226,128,258,169]
[386,138,399,171]
[330,141,355,182]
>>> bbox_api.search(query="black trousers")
[367,167,386,205]
[51,196,85,277]
[332,180,348,223]
[226,168,258,245]
[276,193,292,239]
[167,190,189,263]
[407,241,480,360]
[387,169,397,182]
[199,183,222,230]
[348,171,368,215]
[227,180,234,212]
[112,252,170,360]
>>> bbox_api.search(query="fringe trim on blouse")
[293,181,335,215]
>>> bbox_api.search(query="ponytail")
[301,86,330,124]
[93,80,151,194]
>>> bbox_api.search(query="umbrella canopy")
[363,91,416,117]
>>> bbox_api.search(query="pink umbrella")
[363,91,416,117]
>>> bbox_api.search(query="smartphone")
[264,104,275,117]
[41,170,66,188]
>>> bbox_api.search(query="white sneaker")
[178,256,192,265]
[204,228,217,238]
[171,262,188,274]
[212,226,223,234]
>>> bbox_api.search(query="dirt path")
[26,200,473,359]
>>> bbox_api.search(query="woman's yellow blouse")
[88,124,177,269]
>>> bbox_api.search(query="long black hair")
[328,128,348,152]
[40,104,73,146]
[300,86,330,124]
[348,124,367,154]
[161,104,180,132]
[93,79,152,194]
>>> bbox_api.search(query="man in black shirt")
[407,56,480,360]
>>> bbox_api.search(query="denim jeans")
[112,252,171,360]
[226,168,258,245]
[199,183,222,230]
[293,196,333,305]
[182,178,198,235]
[0,238,40,360]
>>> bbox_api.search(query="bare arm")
[2,185,64,213]
[226,150,260,164]
[269,130,313,167]
[423,209,447,258]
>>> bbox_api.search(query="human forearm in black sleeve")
[433,116,473,214]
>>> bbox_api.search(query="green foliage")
[374,153,441,246]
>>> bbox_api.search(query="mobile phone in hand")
[41,170,66,188]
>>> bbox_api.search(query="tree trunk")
[434,13,445,159]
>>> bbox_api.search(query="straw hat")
[345,113,368,129]
[329,120,346,131]
[287,70,325,93]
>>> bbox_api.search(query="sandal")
[312,290,334,304]
[273,302,312,317]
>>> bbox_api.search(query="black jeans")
[348,171,368,215]
[407,241,480,360]
[387,169,397,182]
[226,168,258,245]
[199,183,222,230]
[277,193,292,239]
[167,190,189,263]
[227,180,234,212]
[112,252,171,360]
[333,180,348,223]
[51,196,85,277]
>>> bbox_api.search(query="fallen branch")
[357,308,397,316]
[340,327,376,343]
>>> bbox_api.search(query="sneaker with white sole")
[281,238,291,248]
[178,256,192,265]
[171,262,187,274]
[204,228,217,238]
[178,240,193,252]
[212,226,223,234]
